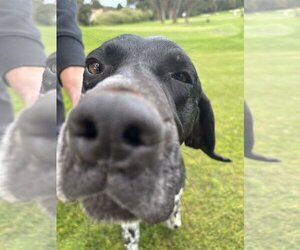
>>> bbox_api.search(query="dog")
[244,101,280,162]
[0,53,57,216]
[57,34,231,250]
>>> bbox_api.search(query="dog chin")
[58,151,178,224]
[0,122,56,202]
[81,189,173,224]
[81,192,137,222]
[83,157,180,224]
[105,171,176,224]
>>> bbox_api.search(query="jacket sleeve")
[0,0,46,82]
[57,0,85,77]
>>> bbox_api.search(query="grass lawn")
[244,11,300,250]
[57,12,244,250]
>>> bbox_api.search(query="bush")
[34,4,55,26]
[93,8,152,25]
[78,4,92,26]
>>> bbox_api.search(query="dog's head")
[0,54,57,216]
[57,35,230,223]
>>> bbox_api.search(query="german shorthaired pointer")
[57,35,231,250]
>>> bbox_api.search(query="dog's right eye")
[87,61,103,75]
[171,72,192,84]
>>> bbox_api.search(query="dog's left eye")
[171,72,192,84]
[87,61,103,75]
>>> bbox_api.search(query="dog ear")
[185,91,231,162]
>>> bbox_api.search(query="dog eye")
[49,63,56,74]
[171,72,192,84]
[87,61,103,75]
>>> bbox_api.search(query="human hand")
[5,66,44,107]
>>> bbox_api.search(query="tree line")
[127,0,244,23]
[32,0,299,26]
[245,0,300,12]
[32,0,55,25]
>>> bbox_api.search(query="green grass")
[57,12,244,250]
[244,11,300,250]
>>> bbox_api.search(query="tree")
[128,0,246,24]
[128,0,168,23]
[182,0,199,23]
[32,0,42,14]
[77,0,92,25]
[127,0,150,10]
[168,0,183,23]
[33,0,55,25]
[152,0,168,23]
[117,3,123,9]
[91,0,103,9]
[151,0,183,24]
[245,0,299,12]
[192,0,218,15]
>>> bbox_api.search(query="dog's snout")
[67,91,164,163]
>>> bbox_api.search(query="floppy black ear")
[185,91,231,162]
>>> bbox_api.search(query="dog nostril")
[71,118,98,140]
[122,125,143,147]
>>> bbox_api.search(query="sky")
[43,0,55,3]
[99,0,127,7]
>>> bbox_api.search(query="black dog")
[0,53,57,216]
[244,101,280,162]
[57,35,230,250]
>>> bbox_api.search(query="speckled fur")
[121,221,140,250]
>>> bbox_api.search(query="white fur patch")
[166,188,183,229]
[121,221,140,250]
[56,122,70,202]
[0,123,19,202]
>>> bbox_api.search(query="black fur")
[244,101,280,162]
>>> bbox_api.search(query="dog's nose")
[67,91,164,163]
